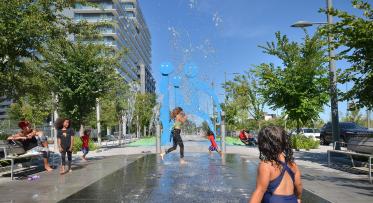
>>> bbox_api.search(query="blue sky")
[138,0,369,122]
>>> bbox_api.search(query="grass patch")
[127,136,156,146]
[0,134,10,140]
[216,136,246,146]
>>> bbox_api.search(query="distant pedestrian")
[81,129,91,161]
[56,118,74,174]
[249,126,302,203]
[239,129,250,145]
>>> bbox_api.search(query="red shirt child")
[81,134,89,148]
[207,130,219,152]
[81,129,91,160]
[239,130,247,140]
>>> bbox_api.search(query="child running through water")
[160,107,187,164]
[81,129,91,161]
[206,129,223,157]
[249,126,302,203]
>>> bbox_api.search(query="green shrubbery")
[72,136,97,153]
[291,134,319,150]
[0,134,10,140]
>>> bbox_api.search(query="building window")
[124,3,135,9]
[125,11,135,18]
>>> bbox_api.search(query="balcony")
[101,32,118,40]
[74,5,118,16]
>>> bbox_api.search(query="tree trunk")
[118,119,122,145]
[96,99,101,146]
[80,124,84,136]
[122,115,127,140]
[106,126,111,136]
[136,115,140,138]
[296,120,300,134]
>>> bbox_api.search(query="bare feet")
[160,151,165,160]
[59,166,65,175]
[179,158,187,164]
[45,165,53,172]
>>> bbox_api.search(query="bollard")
[156,123,161,153]
[221,111,226,153]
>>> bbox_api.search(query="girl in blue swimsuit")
[249,126,303,203]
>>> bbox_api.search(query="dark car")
[320,122,373,145]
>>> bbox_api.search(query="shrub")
[0,133,10,140]
[72,136,97,153]
[291,134,319,150]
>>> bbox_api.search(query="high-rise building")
[73,0,155,93]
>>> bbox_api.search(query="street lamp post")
[291,0,341,150]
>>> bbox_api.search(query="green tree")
[6,60,53,125]
[224,72,266,130]
[0,0,79,98]
[182,119,197,134]
[132,93,156,136]
[99,81,130,129]
[342,108,366,127]
[255,31,329,131]
[42,35,124,128]
[321,0,373,109]
[201,121,210,132]
[8,95,52,126]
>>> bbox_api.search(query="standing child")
[206,129,223,157]
[249,126,302,203]
[81,129,91,161]
[56,118,74,175]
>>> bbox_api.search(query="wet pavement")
[0,154,144,202]
[61,153,255,203]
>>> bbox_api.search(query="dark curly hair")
[258,126,294,165]
[55,118,72,130]
[170,107,183,120]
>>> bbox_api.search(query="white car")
[292,128,320,140]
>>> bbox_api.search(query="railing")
[328,140,373,184]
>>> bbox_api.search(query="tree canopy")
[255,31,329,129]
[321,0,373,109]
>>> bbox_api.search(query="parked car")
[319,122,373,145]
[290,128,320,140]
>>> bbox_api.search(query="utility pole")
[326,0,341,150]
[96,98,101,146]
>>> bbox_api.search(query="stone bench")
[0,147,45,180]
